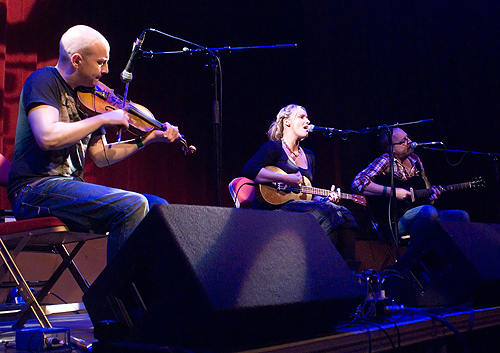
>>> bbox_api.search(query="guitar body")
[257,166,313,205]
[366,175,429,224]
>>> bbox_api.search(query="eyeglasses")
[392,136,410,146]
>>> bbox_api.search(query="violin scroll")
[180,136,196,156]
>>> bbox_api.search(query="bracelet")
[382,186,387,196]
[320,196,329,202]
[135,137,144,149]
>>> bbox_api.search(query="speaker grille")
[84,204,364,351]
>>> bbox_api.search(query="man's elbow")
[93,160,108,168]
[91,156,110,168]
[35,136,57,151]
[89,153,112,168]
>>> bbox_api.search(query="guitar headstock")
[352,194,367,206]
[470,176,485,190]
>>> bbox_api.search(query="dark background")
[2,0,499,237]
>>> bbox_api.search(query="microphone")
[120,31,147,83]
[307,124,342,133]
[410,141,442,149]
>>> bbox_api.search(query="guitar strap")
[413,158,423,175]
[410,162,423,202]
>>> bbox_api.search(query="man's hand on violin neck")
[151,122,180,143]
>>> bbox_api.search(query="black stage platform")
[0,306,499,352]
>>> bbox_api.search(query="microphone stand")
[355,119,434,135]
[422,146,500,223]
[135,28,296,205]
[379,125,400,255]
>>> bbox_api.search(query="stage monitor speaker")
[384,221,500,308]
[83,204,364,352]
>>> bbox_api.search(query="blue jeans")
[398,205,470,243]
[11,177,168,262]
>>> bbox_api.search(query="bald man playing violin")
[8,25,180,262]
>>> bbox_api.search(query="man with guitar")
[242,104,359,268]
[351,127,470,242]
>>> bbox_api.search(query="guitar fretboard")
[413,181,475,199]
[301,186,355,200]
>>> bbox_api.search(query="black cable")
[375,315,402,349]
[361,323,373,353]
[425,313,470,353]
[47,291,82,314]
[234,182,255,201]
[27,330,38,353]
[3,340,15,351]
[346,314,401,351]
[467,308,475,333]
[364,320,397,351]
[386,306,471,353]
[47,291,68,304]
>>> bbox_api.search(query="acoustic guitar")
[366,174,484,223]
[256,166,366,206]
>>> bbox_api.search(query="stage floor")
[0,306,499,352]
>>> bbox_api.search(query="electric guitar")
[256,166,366,206]
[366,175,484,223]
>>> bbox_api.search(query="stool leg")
[13,242,85,329]
[0,238,51,329]
[0,235,31,281]
[55,243,90,292]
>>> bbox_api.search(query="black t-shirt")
[241,140,316,210]
[7,67,96,201]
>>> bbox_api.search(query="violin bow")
[117,82,130,142]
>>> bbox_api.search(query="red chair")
[0,153,105,330]
[228,177,255,208]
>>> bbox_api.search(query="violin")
[76,81,196,155]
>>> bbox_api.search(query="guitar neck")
[413,181,475,199]
[301,186,355,201]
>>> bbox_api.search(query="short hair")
[267,104,307,141]
[379,127,405,151]
[59,25,109,62]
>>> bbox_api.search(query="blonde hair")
[267,104,306,141]
[59,25,110,63]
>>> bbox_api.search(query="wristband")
[382,186,387,196]
[320,196,329,202]
[135,137,144,149]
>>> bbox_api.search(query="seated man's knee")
[419,205,439,222]
[144,194,169,209]
[452,210,470,222]
[438,209,471,223]
[122,193,149,217]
